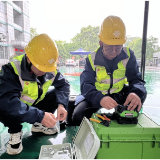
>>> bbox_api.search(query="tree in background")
[71,25,100,52]
[56,25,100,62]
[127,37,142,59]
[146,36,160,61]
[30,27,38,39]
[124,36,140,47]
[55,40,69,62]
[126,36,160,63]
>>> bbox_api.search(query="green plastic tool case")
[91,113,160,159]
[39,117,100,159]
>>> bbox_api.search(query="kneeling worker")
[71,15,147,125]
[0,34,70,155]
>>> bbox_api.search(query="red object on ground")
[64,72,81,76]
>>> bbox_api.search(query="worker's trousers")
[0,89,58,133]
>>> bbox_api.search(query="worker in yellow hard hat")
[0,34,70,155]
[69,15,147,126]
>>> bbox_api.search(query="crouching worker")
[0,34,70,155]
[71,15,147,126]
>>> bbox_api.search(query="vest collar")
[21,54,54,82]
[21,54,37,81]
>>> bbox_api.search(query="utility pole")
[141,1,149,80]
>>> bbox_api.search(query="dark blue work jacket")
[80,47,146,108]
[0,54,70,124]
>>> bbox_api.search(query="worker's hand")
[57,104,68,121]
[124,93,142,111]
[41,112,57,128]
[100,96,118,110]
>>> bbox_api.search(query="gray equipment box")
[39,117,100,159]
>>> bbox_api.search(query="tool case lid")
[72,117,100,159]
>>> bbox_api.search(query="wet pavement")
[143,66,160,124]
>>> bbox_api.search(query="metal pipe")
[141,1,149,80]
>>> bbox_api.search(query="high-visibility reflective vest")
[10,55,57,106]
[88,47,130,95]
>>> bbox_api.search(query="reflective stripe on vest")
[10,55,57,106]
[88,47,130,95]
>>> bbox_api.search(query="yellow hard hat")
[25,34,58,72]
[99,15,126,45]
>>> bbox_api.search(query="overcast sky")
[29,0,160,44]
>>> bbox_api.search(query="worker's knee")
[72,111,82,125]
[72,106,100,126]
[72,100,90,126]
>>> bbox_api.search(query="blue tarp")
[70,48,91,55]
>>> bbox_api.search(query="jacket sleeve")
[126,49,147,101]
[52,70,70,108]
[0,64,44,124]
[80,57,105,108]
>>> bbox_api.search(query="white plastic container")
[39,117,100,159]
